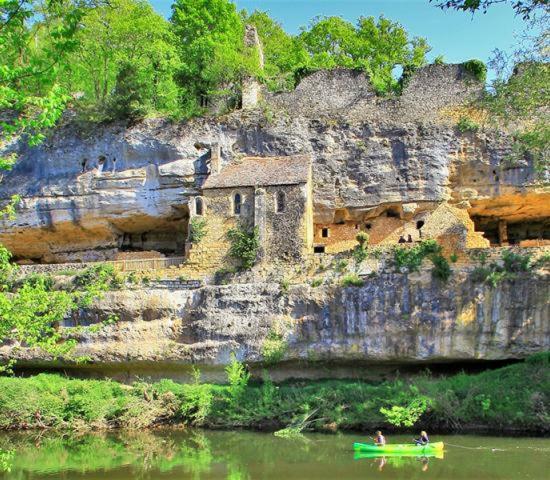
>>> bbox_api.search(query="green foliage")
[334,259,349,273]
[0,357,546,432]
[261,331,287,365]
[246,10,308,92]
[0,448,14,473]
[352,245,369,265]
[225,353,250,402]
[73,264,122,306]
[0,0,98,153]
[392,239,441,272]
[433,54,446,65]
[310,278,323,288]
[457,116,480,133]
[380,395,431,427]
[227,226,260,270]
[297,16,430,95]
[430,0,545,19]
[171,0,253,112]
[180,367,213,425]
[450,253,459,263]
[68,0,181,121]
[431,254,452,282]
[188,217,208,244]
[279,278,290,295]
[356,232,370,248]
[480,45,549,176]
[341,273,364,287]
[462,59,488,82]
[0,256,120,362]
[471,248,535,287]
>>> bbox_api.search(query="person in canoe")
[413,430,429,446]
[374,431,386,446]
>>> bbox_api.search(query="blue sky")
[150,0,525,67]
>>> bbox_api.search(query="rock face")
[1,65,547,262]
[2,269,547,381]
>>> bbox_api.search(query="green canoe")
[353,441,444,454]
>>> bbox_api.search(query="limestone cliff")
[2,268,547,381]
[1,65,548,262]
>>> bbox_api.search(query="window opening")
[276,191,285,213]
[195,197,204,216]
[234,193,242,215]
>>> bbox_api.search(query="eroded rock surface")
[1,65,547,261]
[2,269,547,381]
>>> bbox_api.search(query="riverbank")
[0,354,548,434]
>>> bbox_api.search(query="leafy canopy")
[0,0,102,148]
[63,0,181,121]
[297,15,430,94]
[430,0,548,20]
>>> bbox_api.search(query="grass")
[0,354,547,433]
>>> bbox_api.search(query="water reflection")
[354,451,444,472]
[0,431,548,480]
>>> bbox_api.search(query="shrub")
[279,279,290,295]
[356,231,369,248]
[180,368,213,426]
[73,264,122,294]
[380,396,431,428]
[334,259,349,273]
[457,116,479,133]
[227,226,260,270]
[471,249,536,287]
[501,249,533,272]
[431,254,452,282]
[341,273,364,287]
[392,239,442,272]
[534,251,550,269]
[433,55,445,65]
[214,267,237,285]
[462,59,487,82]
[310,278,323,288]
[352,246,368,265]
[188,217,208,244]
[225,353,250,402]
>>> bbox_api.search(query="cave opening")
[117,206,190,257]
[472,216,550,246]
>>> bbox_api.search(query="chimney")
[210,144,221,174]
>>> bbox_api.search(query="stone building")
[185,154,313,272]
[313,202,489,254]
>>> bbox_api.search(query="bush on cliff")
[0,355,547,433]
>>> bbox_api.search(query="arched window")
[276,191,285,213]
[233,193,242,215]
[195,197,204,216]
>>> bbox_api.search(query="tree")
[0,1,111,367]
[298,16,430,94]
[64,0,181,121]
[171,0,257,112]
[0,1,102,153]
[430,1,548,19]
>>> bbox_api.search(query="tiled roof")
[202,155,311,189]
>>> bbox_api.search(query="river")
[0,430,548,479]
